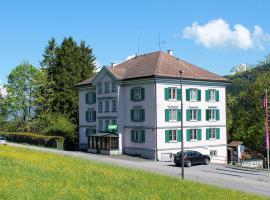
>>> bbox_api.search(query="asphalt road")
[7,143,270,196]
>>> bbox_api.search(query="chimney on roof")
[111,62,116,67]
[167,50,173,55]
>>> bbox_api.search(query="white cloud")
[182,18,270,50]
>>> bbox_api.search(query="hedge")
[0,131,64,149]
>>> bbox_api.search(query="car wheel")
[204,158,210,165]
[186,160,192,167]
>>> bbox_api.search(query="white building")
[77,51,229,164]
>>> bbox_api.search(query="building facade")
[77,51,229,164]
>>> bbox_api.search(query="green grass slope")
[0,146,268,200]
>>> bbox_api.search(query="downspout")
[154,78,158,161]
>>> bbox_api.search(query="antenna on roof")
[158,32,166,51]
[137,36,140,56]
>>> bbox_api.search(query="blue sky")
[1,0,270,86]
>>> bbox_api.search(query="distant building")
[77,51,230,164]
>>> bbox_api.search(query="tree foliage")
[227,55,270,155]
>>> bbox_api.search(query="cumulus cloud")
[182,18,270,50]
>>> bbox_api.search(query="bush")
[44,114,76,137]
[0,131,64,149]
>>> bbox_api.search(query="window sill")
[209,119,217,122]
[190,120,198,122]
[169,140,178,143]
[168,99,178,102]
[189,99,198,102]
[190,139,198,142]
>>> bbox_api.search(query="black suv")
[174,150,210,167]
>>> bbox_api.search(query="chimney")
[167,50,173,55]
[111,62,116,67]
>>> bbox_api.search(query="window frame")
[210,150,217,157]
[168,88,177,100]
[169,130,177,142]
[104,82,110,93]
[97,83,102,94]
[98,119,103,131]
[105,119,110,130]
[209,128,217,139]
[133,87,142,101]
[190,109,198,121]
[209,89,216,101]
[98,101,103,113]
[132,108,144,122]
[133,130,144,142]
[209,109,216,121]
[190,129,198,141]
[112,82,117,92]
[105,100,110,112]
[190,89,198,101]
[169,109,177,122]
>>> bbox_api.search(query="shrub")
[0,131,64,149]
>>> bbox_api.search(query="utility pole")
[265,89,270,178]
[179,70,184,179]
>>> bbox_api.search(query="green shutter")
[141,109,145,121]
[198,129,202,140]
[131,89,134,101]
[186,89,190,101]
[131,109,134,121]
[186,109,190,121]
[92,93,96,103]
[206,129,210,140]
[197,90,201,101]
[165,109,170,122]
[85,93,89,104]
[205,90,210,102]
[164,88,169,100]
[177,130,182,142]
[206,109,210,121]
[93,111,96,121]
[141,130,145,143]
[215,90,219,102]
[216,109,220,121]
[216,128,220,139]
[177,109,182,121]
[141,88,145,100]
[86,111,89,122]
[177,89,181,101]
[197,109,201,121]
[165,130,170,143]
[186,130,191,141]
[131,130,135,142]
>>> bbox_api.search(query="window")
[111,138,119,149]
[112,82,117,92]
[169,130,177,141]
[190,109,198,121]
[112,100,117,112]
[206,109,219,121]
[131,130,145,143]
[190,89,197,101]
[105,100,110,112]
[190,129,198,140]
[210,150,217,157]
[169,109,177,121]
[105,119,110,130]
[209,128,217,139]
[86,110,96,122]
[98,120,103,131]
[209,109,216,121]
[111,119,117,125]
[98,101,103,113]
[131,87,145,101]
[86,92,96,104]
[169,88,177,100]
[131,108,145,122]
[97,83,102,94]
[209,90,216,101]
[104,82,110,93]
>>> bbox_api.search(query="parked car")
[0,137,7,145]
[174,150,210,167]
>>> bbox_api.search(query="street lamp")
[179,70,184,179]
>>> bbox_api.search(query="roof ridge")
[154,51,164,75]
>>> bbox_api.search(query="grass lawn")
[0,146,268,200]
